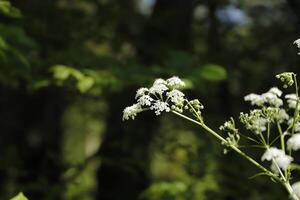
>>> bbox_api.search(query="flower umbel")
[123,76,203,120]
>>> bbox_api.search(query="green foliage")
[10,193,28,200]
[141,181,187,199]
[0,0,21,18]
[51,65,95,93]
[196,64,227,81]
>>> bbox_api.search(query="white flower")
[123,104,142,120]
[287,133,300,151]
[251,117,268,134]
[149,84,168,95]
[244,93,264,106]
[279,109,289,122]
[166,76,185,88]
[137,95,153,106]
[135,87,149,99]
[150,101,170,115]
[292,181,300,198]
[153,78,167,85]
[285,94,299,109]
[268,87,282,97]
[262,92,283,107]
[274,154,293,171]
[167,89,185,105]
[262,147,293,171]
[261,147,284,161]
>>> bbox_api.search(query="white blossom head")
[137,95,153,106]
[123,104,142,120]
[261,147,285,161]
[268,87,282,97]
[244,93,264,106]
[149,82,169,95]
[285,94,299,109]
[150,101,170,115]
[123,76,201,120]
[135,87,149,99]
[287,133,300,151]
[167,89,185,105]
[262,147,293,171]
[273,154,293,171]
[166,76,185,89]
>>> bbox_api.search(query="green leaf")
[10,192,28,200]
[0,1,22,18]
[198,64,227,81]
[51,65,72,80]
[77,76,95,93]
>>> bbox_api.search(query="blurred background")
[0,0,300,199]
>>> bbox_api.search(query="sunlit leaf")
[10,193,28,200]
[198,64,227,81]
[77,76,95,93]
[0,1,22,18]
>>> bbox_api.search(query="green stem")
[171,110,279,182]
[291,74,299,136]
[276,120,285,152]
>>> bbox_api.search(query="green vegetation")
[0,0,300,199]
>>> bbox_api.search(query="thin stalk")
[171,110,280,182]
[276,120,285,152]
[291,74,299,136]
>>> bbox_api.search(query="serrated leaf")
[198,64,227,81]
[10,192,28,200]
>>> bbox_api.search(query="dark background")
[1,0,300,199]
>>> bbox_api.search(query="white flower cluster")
[261,147,293,172]
[244,87,283,107]
[123,76,192,120]
[285,94,299,109]
[240,110,268,134]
